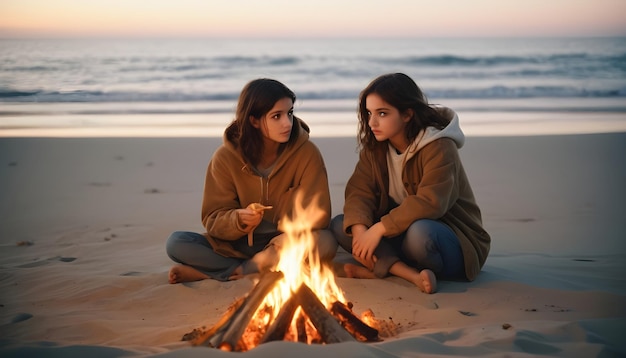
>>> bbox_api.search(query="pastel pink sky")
[1,0,625,38]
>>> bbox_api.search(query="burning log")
[296,314,309,343]
[298,284,357,344]
[189,274,383,351]
[330,301,380,342]
[260,284,301,343]
[193,271,284,350]
[217,271,284,351]
[261,283,368,345]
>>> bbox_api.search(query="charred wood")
[330,301,380,342]
[259,285,301,343]
[298,284,356,344]
[217,271,284,350]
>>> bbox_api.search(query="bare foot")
[389,262,437,294]
[344,263,376,279]
[413,269,437,294]
[168,264,209,284]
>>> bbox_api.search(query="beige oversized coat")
[201,118,331,259]
[342,109,490,281]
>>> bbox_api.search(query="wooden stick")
[259,285,301,343]
[217,271,284,351]
[330,301,379,342]
[296,314,308,343]
[246,203,272,246]
[298,284,356,344]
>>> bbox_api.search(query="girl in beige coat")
[167,79,336,283]
[331,73,490,293]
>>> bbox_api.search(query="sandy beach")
[0,132,625,357]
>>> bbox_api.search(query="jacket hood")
[419,106,464,149]
[394,106,464,165]
[404,106,465,155]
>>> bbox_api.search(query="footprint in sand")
[11,313,33,323]
[17,256,77,268]
[458,310,477,316]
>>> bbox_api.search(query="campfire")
[183,195,395,352]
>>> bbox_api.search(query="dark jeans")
[330,214,465,280]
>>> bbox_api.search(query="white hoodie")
[387,106,465,204]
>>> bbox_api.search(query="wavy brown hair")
[357,73,449,151]
[225,78,299,166]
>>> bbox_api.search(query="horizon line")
[2,34,626,40]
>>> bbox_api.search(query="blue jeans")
[166,228,338,282]
[330,214,465,280]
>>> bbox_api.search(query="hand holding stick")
[246,203,272,246]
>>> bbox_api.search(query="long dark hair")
[357,73,448,151]
[225,78,299,166]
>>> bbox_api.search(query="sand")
[0,132,624,357]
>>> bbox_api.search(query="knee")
[403,221,437,259]
[329,214,352,251]
[315,229,338,261]
[330,214,344,237]
[406,220,433,241]
[165,231,187,257]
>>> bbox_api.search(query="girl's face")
[253,97,294,144]
[365,93,411,151]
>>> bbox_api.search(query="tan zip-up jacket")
[201,118,331,259]
[342,108,490,281]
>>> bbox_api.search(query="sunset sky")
[1,0,626,38]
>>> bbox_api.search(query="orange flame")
[257,192,345,328]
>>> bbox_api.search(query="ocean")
[1,37,625,137]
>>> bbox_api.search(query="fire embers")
[185,271,388,352]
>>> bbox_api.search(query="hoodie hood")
[415,106,464,150]
[401,106,465,163]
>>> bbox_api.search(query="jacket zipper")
[264,176,270,204]
[259,176,271,205]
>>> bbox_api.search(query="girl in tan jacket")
[166,79,336,283]
[331,73,490,293]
